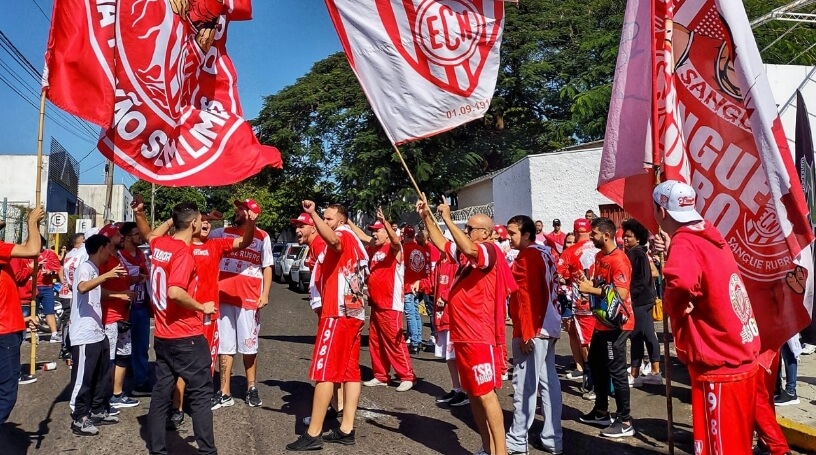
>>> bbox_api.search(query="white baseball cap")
[83,227,99,239]
[652,180,704,223]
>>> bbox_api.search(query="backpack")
[590,282,630,329]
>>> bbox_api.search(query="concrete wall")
[0,155,50,209]
[493,158,531,225]
[78,184,134,226]
[456,178,493,209]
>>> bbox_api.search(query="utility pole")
[103,159,114,223]
[151,182,156,228]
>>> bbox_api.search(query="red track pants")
[368,307,416,382]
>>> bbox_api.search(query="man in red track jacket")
[653,181,761,455]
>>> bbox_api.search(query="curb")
[777,416,816,453]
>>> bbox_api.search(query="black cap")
[553,219,561,226]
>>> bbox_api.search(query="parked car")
[273,243,297,282]
[289,246,310,291]
[272,243,286,265]
[298,256,312,293]
[275,243,303,283]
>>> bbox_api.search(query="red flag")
[43,0,116,127]
[599,0,814,355]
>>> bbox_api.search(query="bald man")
[418,201,515,455]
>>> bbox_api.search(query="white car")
[289,246,310,291]
[275,243,303,283]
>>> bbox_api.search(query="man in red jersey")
[98,223,142,410]
[117,222,151,393]
[545,219,567,255]
[557,218,599,395]
[401,224,429,354]
[0,208,43,424]
[418,199,515,455]
[349,209,415,392]
[34,237,62,342]
[144,202,217,455]
[652,181,762,455]
[210,199,272,409]
[577,217,635,438]
[287,201,369,451]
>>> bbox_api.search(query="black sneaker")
[90,411,120,426]
[436,390,458,403]
[774,390,800,407]
[323,428,356,445]
[581,371,592,393]
[19,373,37,385]
[71,418,99,436]
[579,409,613,426]
[246,386,263,407]
[408,344,420,354]
[448,391,470,407]
[601,417,635,438]
[166,409,185,431]
[286,433,324,451]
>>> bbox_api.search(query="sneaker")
[531,437,563,454]
[601,417,635,438]
[363,378,389,387]
[90,411,120,425]
[449,391,470,407]
[507,449,528,455]
[566,369,584,380]
[286,432,324,451]
[801,343,816,355]
[501,372,511,381]
[774,390,800,407]
[421,339,435,347]
[579,409,613,426]
[408,344,420,354]
[474,448,489,455]
[627,374,635,387]
[19,373,37,385]
[246,386,263,407]
[634,372,664,387]
[110,394,140,408]
[323,428,356,445]
[166,409,185,431]
[396,380,414,392]
[49,333,63,344]
[581,372,592,393]
[211,391,234,410]
[640,361,652,376]
[436,390,458,403]
[71,418,99,436]
[581,390,596,401]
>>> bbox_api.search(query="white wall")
[78,184,133,225]
[493,158,531,225]
[456,178,493,209]
[0,155,50,208]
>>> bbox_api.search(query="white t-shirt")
[70,261,105,346]
[59,246,89,299]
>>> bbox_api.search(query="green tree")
[129,181,206,226]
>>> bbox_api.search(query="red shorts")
[573,314,595,346]
[309,317,364,383]
[203,319,219,376]
[454,342,502,397]
[690,368,757,455]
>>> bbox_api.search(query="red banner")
[599,0,814,354]
[44,0,281,186]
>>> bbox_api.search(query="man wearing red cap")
[0,207,43,425]
[349,209,416,392]
[401,223,429,354]
[209,199,272,409]
[557,218,599,396]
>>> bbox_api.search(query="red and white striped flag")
[324,0,507,145]
[599,0,814,354]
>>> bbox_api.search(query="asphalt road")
[0,281,787,454]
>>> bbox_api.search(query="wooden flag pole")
[30,90,47,376]
[391,143,425,203]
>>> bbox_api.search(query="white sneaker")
[802,343,816,355]
[474,448,489,455]
[627,374,635,387]
[363,378,388,387]
[395,381,414,392]
[501,372,511,381]
[640,361,651,376]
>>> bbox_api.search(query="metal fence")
[0,199,31,244]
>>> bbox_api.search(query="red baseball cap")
[290,213,314,226]
[234,199,261,215]
[368,221,386,231]
[574,218,591,234]
[401,224,415,237]
[98,223,121,238]
[494,225,508,240]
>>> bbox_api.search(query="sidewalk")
[776,348,816,453]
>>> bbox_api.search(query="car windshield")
[287,246,303,259]
[272,244,285,254]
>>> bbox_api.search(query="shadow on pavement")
[0,423,30,454]
[261,379,318,433]
[360,406,471,455]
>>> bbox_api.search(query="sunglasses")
[465,225,488,234]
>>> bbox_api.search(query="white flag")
[324,0,506,145]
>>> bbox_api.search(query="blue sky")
[0,1,341,186]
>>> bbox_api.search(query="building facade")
[78,184,134,226]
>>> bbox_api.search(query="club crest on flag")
[377,0,501,97]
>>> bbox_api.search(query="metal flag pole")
[30,90,47,376]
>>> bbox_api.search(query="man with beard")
[210,200,272,409]
[98,223,141,410]
[349,209,415,391]
[287,201,368,451]
[118,222,151,394]
[417,199,515,455]
[577,217,635,438]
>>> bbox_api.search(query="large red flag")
[599,0,814,355]
[43,0,281,186]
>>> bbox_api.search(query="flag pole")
[391,143,426,203]
[30,90,47,376]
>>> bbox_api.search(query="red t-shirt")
[192,238,234,306]
[36,249,61,287]
[367,243,404,311]
[307,235,326,269]
[101,254,132,324]
[213,227,274,309]
[0,242,25,334]
[591,248,634,332]
[149,236,201,339]
[426,243,441,270]
[546,231,567,254]
[11,258,34,302]
[433,254,457,332]
[557,239,599,315]
[445,241,499,344]
[403,241,429,294]
[317,228,366,320]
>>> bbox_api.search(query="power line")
[28,0,50,22]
